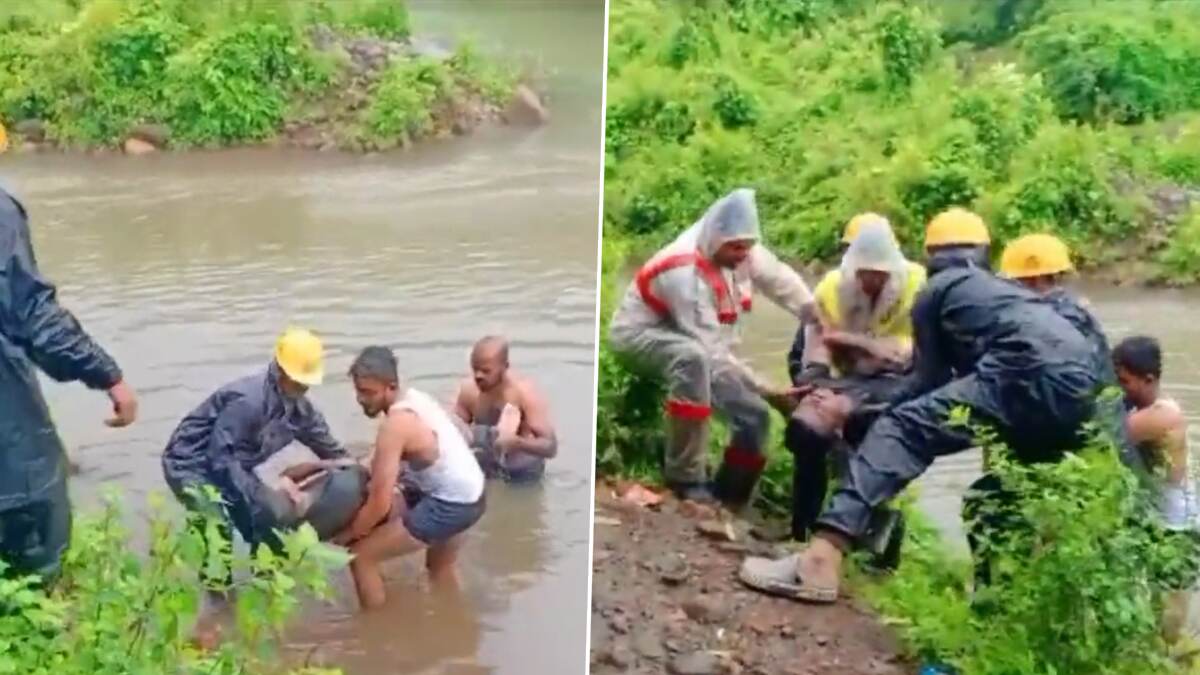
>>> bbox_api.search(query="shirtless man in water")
[453,336,558,483]
[333,346,487,610]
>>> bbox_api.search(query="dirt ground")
[590,480,913,675]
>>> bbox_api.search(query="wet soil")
[590,480,913,675]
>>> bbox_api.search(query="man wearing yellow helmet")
[741,207,1103,603]
[162,328,351,588]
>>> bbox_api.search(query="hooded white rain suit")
[608,188,813,491]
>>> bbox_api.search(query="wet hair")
[349,346,399,384]
[473,335,509,364]
[1113,335,1162,379]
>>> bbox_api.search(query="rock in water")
[502,84,550,126]
[670,651,723,675]
[15,119,45,142]
[128,123,171,148]
[123,137,157,155]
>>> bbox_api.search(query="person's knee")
[667,343,710,396]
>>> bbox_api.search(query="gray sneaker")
[738,553,838,603]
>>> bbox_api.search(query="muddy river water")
[741,281,1200,550]
[0,2,605,673]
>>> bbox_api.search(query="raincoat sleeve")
[205,398,267,512]
[0,193,122,390]
[886,286,951,404]
[655,267,774,393]
[748,245,813,319]
[294,405,347,460]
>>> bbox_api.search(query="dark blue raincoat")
[161,361,347,546]
[816,264,1101,539]
[1,186,123,579]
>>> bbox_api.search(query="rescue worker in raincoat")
[739,207,1101,603]
[784,217,926,546]
[161,327,350,560]
[1,185,138,581]
[997,233,1144,474]
[608,188,814,506]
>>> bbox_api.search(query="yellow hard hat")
[924,207,990,248]
[275,327,324,386]
[999,233,1074,279]
[842,212,891,244]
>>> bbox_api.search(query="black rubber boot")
[710,447,766,510]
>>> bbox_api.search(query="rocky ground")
[590,480,913,675]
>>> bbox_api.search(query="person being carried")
[739,208,1101,603]
[1,184,138,583]
[782,216,926,548]
[334,346,487,610]
[454,336,557,483]
[608,187,813,507]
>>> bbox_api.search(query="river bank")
[0,0,550,156]
[591,480,911,675]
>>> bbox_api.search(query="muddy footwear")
[667,481,717,504]
[858,507,905,572]
[738,553,838,603]
[711,447,766,510]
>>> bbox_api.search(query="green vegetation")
[603,0,1200,276]
[0,0,518,150]
[598,1,1200,671]
[0,487,349,674]
[853,410,1197,674]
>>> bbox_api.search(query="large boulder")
[123,137,157,155]
[128,123,171,148]
[502,84,550,127]
[14,119,45,142]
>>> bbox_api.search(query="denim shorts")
[401,488,486,545]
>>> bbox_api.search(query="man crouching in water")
[333,346,487,609]
[454,336,558,483]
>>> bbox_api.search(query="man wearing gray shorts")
[332,346,487,610]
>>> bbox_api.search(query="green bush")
[166,22,328,146]
[1156,209,1200,286]
[860,409,1191,674]
[1020,5,1200,125]
[0,487,348,674]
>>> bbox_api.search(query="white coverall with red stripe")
[608,189,813,486]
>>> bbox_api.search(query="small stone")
[669,651,722,675]
[678,500,718,520]
[608,641,636,669]
[633,631,665,660]
[657,555,689,585]
[779,624,794,638]
[814,634,829,646]
[681,594,731,624]
[696,519,736,542]
[609,613,631,635]
[122,137,157,155]
[716,542,750,554]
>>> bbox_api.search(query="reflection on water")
[0,2,603,673]
[741,281,1200,550]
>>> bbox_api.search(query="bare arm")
[333,414,405,544]
[449,381,475,442]
[1127,403,1188,483]
[498,384,558,459]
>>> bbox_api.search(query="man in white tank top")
[332,346,487,610]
